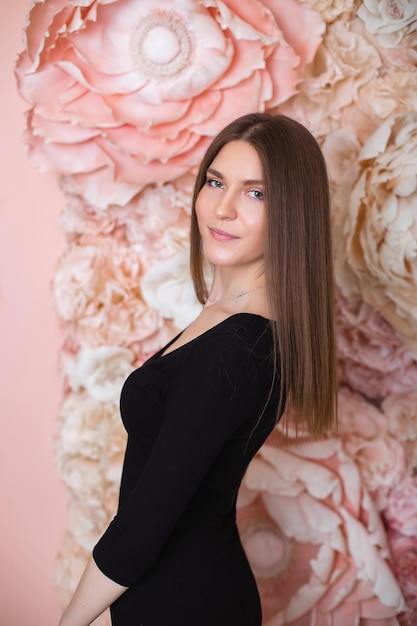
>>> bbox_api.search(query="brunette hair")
[190,112,337,437]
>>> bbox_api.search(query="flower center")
[387,1,402,19]
[240,520,293,581]
[131,10,194,81]
[142,25,180,64]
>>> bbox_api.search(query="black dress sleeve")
[93,319,276,587]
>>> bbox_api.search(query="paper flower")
[277,19,382,138]
[118,181,193,263]
[237,439,406,625]
[60,178,193,269]
[337,386,405,510]
[358,0,417,47]
[301,0,356,23]
[52,235,162,348]
[64,345,135,403]
[336,291,417,401]
[56,392,125,477]
[321,128,361,191]
[382,391,417,476]
[141,248,202,329]
[334,112,417,356]
[356,66,417,122]
[383,477,417,538]
[387,531,417,626]
[15,0,324,208]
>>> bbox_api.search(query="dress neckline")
[155,312,271,361]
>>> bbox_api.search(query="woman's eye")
[248,189,264,200]
[207,178,223,189]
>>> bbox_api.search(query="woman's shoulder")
[199,312,273,360]
[216,312,271,338]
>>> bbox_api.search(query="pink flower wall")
[14,1,417,625]
[0,2,67,625]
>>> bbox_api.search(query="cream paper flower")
[55,391,126,500]
[357,66,417,122]
[334,111,417,355]
[321,128,361,194]
[53,236,162,348]
[302,0,356,23]
[277,19,382,138]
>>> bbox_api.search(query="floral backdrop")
[15,0,417,624]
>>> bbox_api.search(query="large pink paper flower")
[334,112,417,355]
[237,438,406,625]
[336,291,417,401]
[15,0,324,208]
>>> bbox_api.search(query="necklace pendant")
[205,285,264,307]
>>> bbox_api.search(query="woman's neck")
[204,267,268,316]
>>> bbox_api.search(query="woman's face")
[195,140,265,272]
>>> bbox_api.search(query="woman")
[60,113,337,626]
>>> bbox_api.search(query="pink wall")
[0,1,68,624]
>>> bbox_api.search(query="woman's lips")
[209,227,239,242]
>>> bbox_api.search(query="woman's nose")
[214,192,237,219]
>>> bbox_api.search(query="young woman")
[60,113,337,626]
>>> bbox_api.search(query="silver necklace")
[205,285,264,307]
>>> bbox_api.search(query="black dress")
[93,313,282,626]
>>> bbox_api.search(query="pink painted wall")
[0,1,68,624]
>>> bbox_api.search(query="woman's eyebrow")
[207,167,264,185]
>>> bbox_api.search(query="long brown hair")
[190,113,337,437]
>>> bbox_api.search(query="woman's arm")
[59,557,128,626]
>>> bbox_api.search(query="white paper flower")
[141,249,202,329]
[64,346,134,403]
[358,0,417,47]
